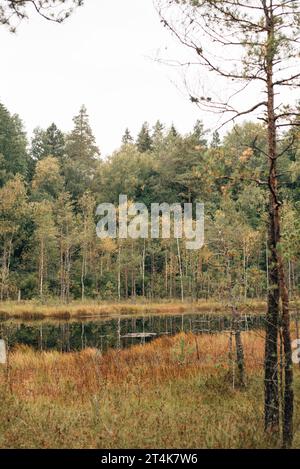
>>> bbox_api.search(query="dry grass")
[0,298,268,320]
[0,331,299,448]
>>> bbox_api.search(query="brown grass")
[0,298,268,320]
[6,332,262,398]
[1,331,299,448]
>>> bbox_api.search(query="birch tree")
[78,192,96,301]
[32,200,57,298]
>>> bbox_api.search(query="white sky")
[0,0,207,156]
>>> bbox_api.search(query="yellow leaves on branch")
[239,147,253,163]
[99,238,118,254]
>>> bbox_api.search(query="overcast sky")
[0,0,209,156]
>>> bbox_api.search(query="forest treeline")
[0,101,299,302]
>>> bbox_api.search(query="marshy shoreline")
[0,331,299,449]
[0,299,274,321]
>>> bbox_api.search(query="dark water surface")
[0,313,266,353]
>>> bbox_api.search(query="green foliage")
[0,99,300,302]
[64,106,100,201]
[32,157,64,201]
[0,103,29,184]
[122,128,134,145]
[31,123,65,162]
[136,122,153,153]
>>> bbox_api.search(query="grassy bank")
[0,299,269,320]
[0,331,299,448]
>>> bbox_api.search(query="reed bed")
[0,299,268,320]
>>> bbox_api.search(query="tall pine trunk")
[264,9,293,445]
[279,259,294,447]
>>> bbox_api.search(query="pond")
[0,312,267,353]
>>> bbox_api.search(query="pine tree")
[45,123,65,160]
[191,120,207,147]
[136,122,153,153]
[0,102,29,184]
[152,120,165,149]
[31,128,46,161]
[211,130,221,148]
[122,128,133,145]
[160,0,300,446]
[64,106,100,200]
[31,123,65,161]
[168,124,178,138]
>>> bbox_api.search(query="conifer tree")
[31,123,65,162]
[64,106,100,200]
[158,0,300,446]
[211,131,221,149]
[0,103,29,183]
[137,122,153,153]
[122,128,134,145]
[168,124,178,138]
[191,120,207,147]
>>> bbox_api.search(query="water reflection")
[0,313,267,353]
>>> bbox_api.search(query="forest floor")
[0,331,299,448]
[0,299,272,320]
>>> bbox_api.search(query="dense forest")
[1,0,300,452]
[1,101,299,303]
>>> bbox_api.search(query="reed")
[0,298,268,320]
